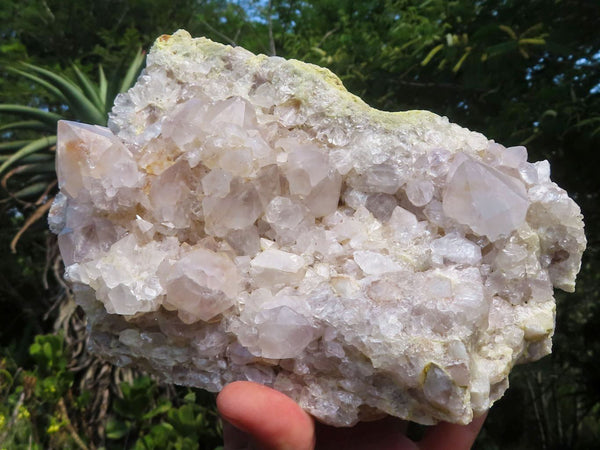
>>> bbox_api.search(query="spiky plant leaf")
[0,140,36,152]
[0,105,63,127]
[98,66,108,108]
[118,49,146,94]
[6,67,68,103]
[0,153,54,163]
[0,120,51,133]
[1,51,147,251]
[0,136,56,176]
[72,64,105,113]
[20,63,107,125]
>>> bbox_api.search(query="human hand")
[217,381,486,450]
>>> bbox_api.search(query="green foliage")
[105,377,222,450]
[29,334,72,402]
[0,334,75,449]
[0,51,145,254]
[0,0,202,64]
[0,334,222,449]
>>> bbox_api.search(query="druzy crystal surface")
[49,30,586,426]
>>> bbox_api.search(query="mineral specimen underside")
[49,30,586,426]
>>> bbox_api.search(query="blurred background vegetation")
[0,0,598,448]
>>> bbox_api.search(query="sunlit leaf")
[519,38,546,46]
[0,135,57,176]
[0,105,63,126]
[105,417,131,440]
[98,65,108,109]
[498,24,517,40]
[118,49,146,94]
[452,48,471,73]
[7,67,68,102]
[0,120,51,133]
[0,153,53,163]
[0,140,34,152]
[421,43,444,66]
[72,64,105,112]
[21,63,106,125]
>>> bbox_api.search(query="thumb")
[217,381,315,450]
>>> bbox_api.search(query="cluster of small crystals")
[49,31,586,426]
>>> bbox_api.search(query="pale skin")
[217,381,487,450]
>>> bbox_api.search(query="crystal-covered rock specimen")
[49,30,586,426]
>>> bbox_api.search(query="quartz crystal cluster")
[49,30,586,426]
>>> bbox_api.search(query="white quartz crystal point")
[442,157,529,240]
[56,120,142,202]
[49,30,586,428]
[162,248,240,323]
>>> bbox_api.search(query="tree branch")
[200,20,238,47]
[317,27,339,48]
[58,397,89,450]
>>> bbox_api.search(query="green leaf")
[311,47,326,57]
[178,404,196,425]
[183,392,196,404]
[0,120,52,133]
[519,38,546,46]
[0,368,14,387]
[29,342,41,357]
[0,153,53,163]
[142,400,172,420]
[137,422,176,448]
[575,116,600,127]
[9,181,51,199]
[521,23,545,38]
[114,376,157,420]
[7,67,68,103]
[72,64,105,112]
[119,49,146,94]
[498,24,517,40]
[0,105,63,126]
[0,140,34,152]
[98,65,108,110]
[131,375,154,391]
[452,48,471,73]
[21,63,107,125]
[106,417,131,440]
[0,135,57,176]
[43,341,53,362]
[541,109,558,119]
[486,40,518,58]
[421,43,444,66]
[0,40,26,55]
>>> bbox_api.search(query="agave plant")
[0,52,149,447]
[0,50,146,252]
